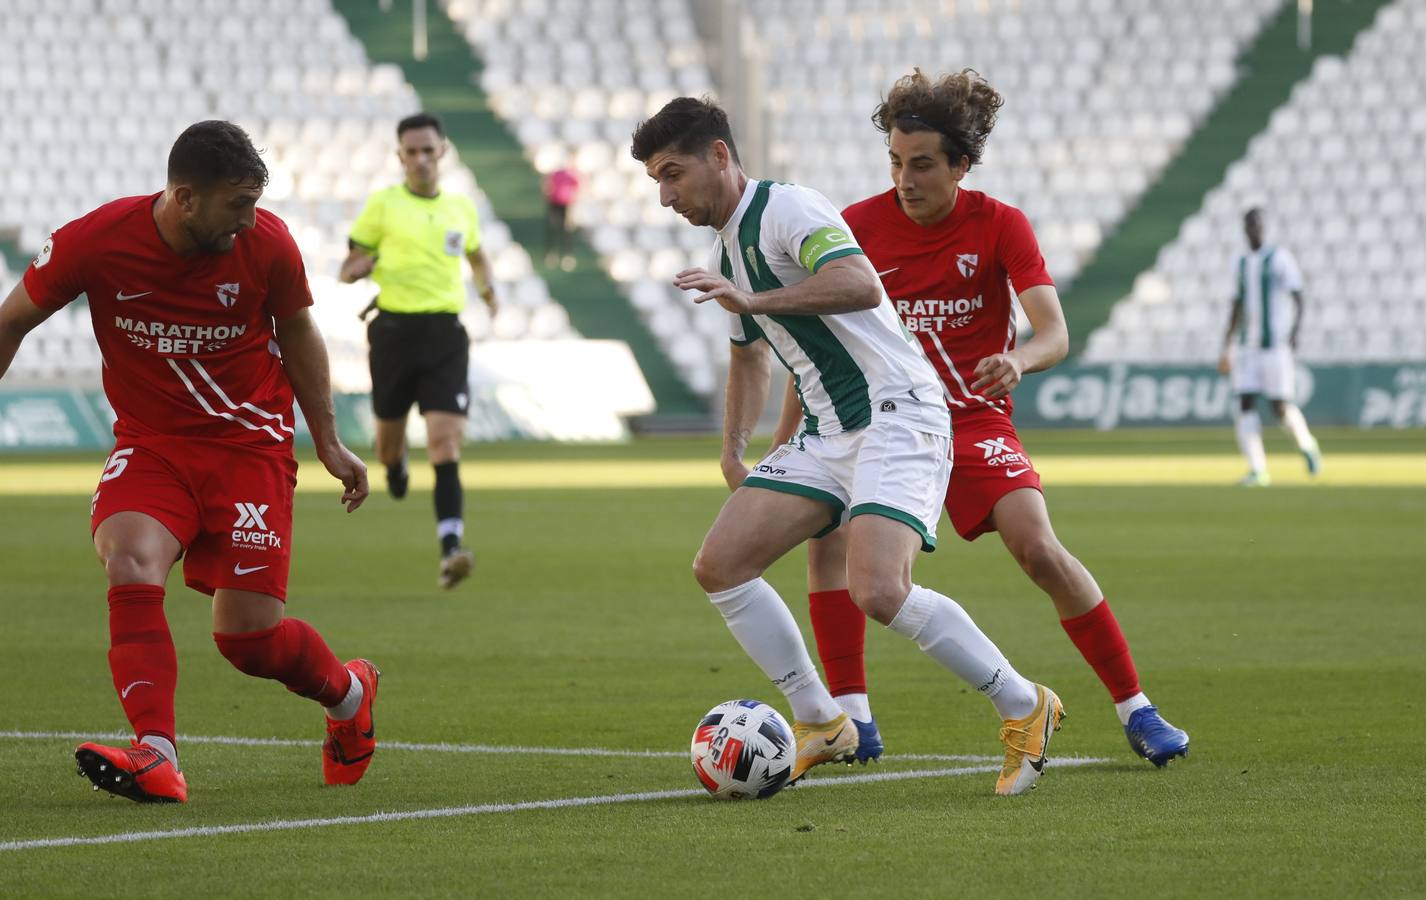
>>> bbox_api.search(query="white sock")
[1279,404,1317,452]
[887,585,1038,720]
[140,734,178,769]
[324,670,362,721]
[834,692,872,722]
[1115,691,1152,726]
[707,578,842,724]
[1235,409,1269,474]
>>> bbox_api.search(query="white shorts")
[742,420,951,551]
[1232,345,1296,400]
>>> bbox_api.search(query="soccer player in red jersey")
[0,121,382,802]
[774,70,1189,766]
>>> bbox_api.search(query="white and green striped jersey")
[1233,245,1303,349]
[713,179,948,437]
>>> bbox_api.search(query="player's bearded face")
[186,183,262,254]
[888,128,963,227]
[647,150,723,228]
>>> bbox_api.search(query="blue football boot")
[851,717,884,764]
[1124,706,1189,767]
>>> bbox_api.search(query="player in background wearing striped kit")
[1219,207,1322,486]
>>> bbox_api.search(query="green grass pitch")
[0,428,1422,897]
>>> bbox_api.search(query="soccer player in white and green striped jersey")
[1218,208,1322,486]
[632,97,1064,795]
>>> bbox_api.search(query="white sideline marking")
[0,758,1109,853]
[0,730,1005,763]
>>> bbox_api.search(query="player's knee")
[692,545,745,594]
[1012,535,1070,584]
[848,577,909,626]
[100,551,165,587]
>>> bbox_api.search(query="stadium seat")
[0,1,579,388]
[1084,0,1426,366]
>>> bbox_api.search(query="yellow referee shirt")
[349,184,483,314]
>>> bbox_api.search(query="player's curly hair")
[167,120,269,190]
[872,69,1003,168]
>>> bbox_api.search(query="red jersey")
[842,188,1053,417]
[23,194,312,452]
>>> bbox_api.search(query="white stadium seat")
[1084,0,1426,365]
[0,0,578,389]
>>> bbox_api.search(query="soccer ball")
[689,699,795,800]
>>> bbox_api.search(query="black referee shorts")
[367,310,470,420]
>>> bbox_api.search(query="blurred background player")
[636,96,1064,796]
[543,161,581,270]
[778,69,1189,767]
[0,121,379,803]
[340,112,499,589]
[1219,207,1322,486]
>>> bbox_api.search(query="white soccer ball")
[689,699,795,800]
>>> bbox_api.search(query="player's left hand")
[673,268,754,314]
[318,442,369,512]
[971,352,1025,399]
[480,285,498,315]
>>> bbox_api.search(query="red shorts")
[944,410,1042,541]
[90,437,298,600]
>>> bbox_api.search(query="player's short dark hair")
[167,120,269,189]
[1244,207,1263,221]
[398,112,445,138]
[630,96,741,165]
[872,68,1003,168]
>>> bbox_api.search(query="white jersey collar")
[716,178,761,240]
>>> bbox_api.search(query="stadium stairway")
[0,236,23,280]
[1061,0,1392,355]
[329,0,706,422]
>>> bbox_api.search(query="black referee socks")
[433,461,464,556]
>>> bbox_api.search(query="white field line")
[0,757,1110,853]
[0,730,1005,763]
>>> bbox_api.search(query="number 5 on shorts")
[100,447,135,482]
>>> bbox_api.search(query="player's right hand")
[319,443,370,512]
[720,459,750,493]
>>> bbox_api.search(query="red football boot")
[75,740,188,803]
[323,659,381,786]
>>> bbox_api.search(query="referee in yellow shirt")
[340,112,498,589]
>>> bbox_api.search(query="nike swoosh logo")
[875,267,900,278]
[822,724,849,746]
[1006,467,1029,477]
[115,291,151,302]
[121,680,154,699]
[1029,755,1045,773]
[233,563,269,575]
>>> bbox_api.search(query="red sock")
[808,589,867,696]
[214,619,349,707]
[107,584,178,746]
[1060,599,1141,703]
